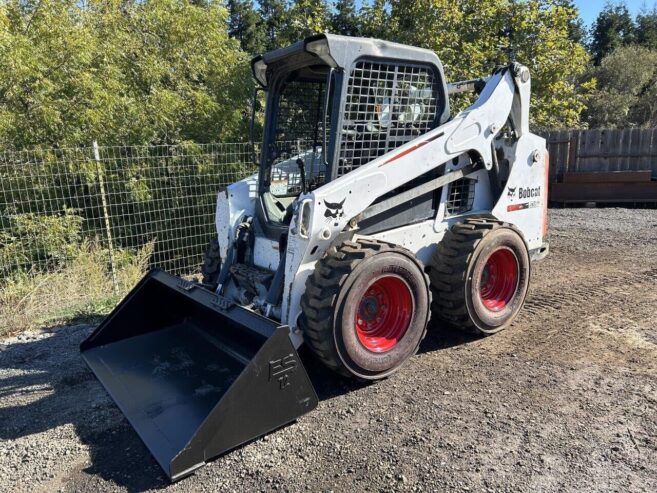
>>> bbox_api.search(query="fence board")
[568,131,578,175]
[617,129,626,171]
[545,128,657,179]
[579,129,599,171]
[605,129,621,171]
[551,182,657,202]
[546,130,571,181]
[638,129,653,172]
[598,129,610,168]
[646,128,657,178]
[562,171,651,183]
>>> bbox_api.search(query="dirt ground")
[1,208,656,492]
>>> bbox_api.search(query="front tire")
[300,239,431,380]
[430,218,530,335]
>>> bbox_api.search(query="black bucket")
[80,269,318,481]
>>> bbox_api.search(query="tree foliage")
[0,0,251,150]
[332,0,361,36]
[583,1,657,128]
[583,45,657,128]
[590,1,636,63]
[281,0,331,43]
[359,0,592,130]
[227,0,267,54]
[636,6,657,50]
[11,0,657,146]
[553,0,586,44]
[258,0,288,51]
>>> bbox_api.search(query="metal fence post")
[93,141,119,295]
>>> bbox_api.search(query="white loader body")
[216,62,548,348]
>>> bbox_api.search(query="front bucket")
[80,269,318,481]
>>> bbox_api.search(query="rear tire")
[430,218,530,335]
[201,237,222,289]
[300,239,431,380]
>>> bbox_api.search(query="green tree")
[361,0,592,129]
[332,0,361,36]
[590,1,635,64]
[227,0,266,54]
[636,6,657,50]
[258,0,288,50]
[0,0,104,149]
[282,0,331,42]
[554,0,587,44]
[359,0,390,37]
[583,45,657,128]
[0,0,251,149]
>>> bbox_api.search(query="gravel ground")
[1,208,656,492]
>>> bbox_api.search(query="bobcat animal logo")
[324,198,346,220]
[507,187,517,199]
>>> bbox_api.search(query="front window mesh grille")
[274,80,328,145]
[445,178,475,216]
[337,61,440,177]
[268,79,331,195]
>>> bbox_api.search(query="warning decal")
[507,200,540,212]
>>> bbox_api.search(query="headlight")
[305,38,330,57]
[295,199,313,239]
[253,58,267,87]
[299,200,312,238]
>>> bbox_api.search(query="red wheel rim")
[355,275,413,353]
[479,248,519,312]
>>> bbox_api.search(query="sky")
[572,1,653,26]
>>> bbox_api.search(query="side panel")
[253,237,281,271]
[365,220,446,266]
[492,134,547,250]
[215,173,258,259]
[363,168,496,266]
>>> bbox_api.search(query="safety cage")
[266,73,334,197]
[336,59,442,177]
[259,57,446,196]
[252,34,450,231]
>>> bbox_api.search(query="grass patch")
[0,241,153,337]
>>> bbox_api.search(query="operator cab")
[251,34,451,238]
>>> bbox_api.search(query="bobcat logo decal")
[507,187,517,199]
[324,198,345,221]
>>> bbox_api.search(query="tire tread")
[429,217,523,334]
[299,239,430,379]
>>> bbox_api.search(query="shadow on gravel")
[418,324,479,354]
[0,321,169,492]
[0,320,473,491]
[298,324,477,402]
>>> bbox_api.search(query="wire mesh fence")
[0,142,256,333]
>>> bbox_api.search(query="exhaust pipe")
[81,269,318,481]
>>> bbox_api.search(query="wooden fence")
[543,128,657,182]
[543,129,657,204]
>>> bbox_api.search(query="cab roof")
[251,33,446,89]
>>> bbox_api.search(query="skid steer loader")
[81,34,549,481]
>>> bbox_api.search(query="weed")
[0,241,152,337]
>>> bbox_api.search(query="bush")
[0,0,252,150]
[0,209,84,275]
[0,240,153,336]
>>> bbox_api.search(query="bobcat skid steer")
[81,34,549,481]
